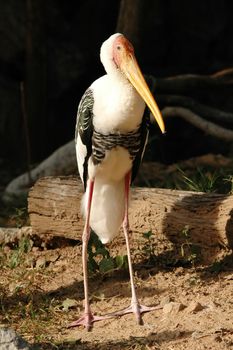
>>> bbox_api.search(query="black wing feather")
[131,74,160,183]
[131,110,150,183]
[75,87,150,187]
[75,88,94,190]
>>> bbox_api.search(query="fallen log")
[28,176,233,263]
[5,70,233,205]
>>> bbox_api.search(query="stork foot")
[68,312,115,331]
[106,303,162,325]
[68,304,162,330]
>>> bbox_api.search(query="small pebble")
[3,245,11,253]
[36,256,46,268]
[160,295,171,307]
[186,301,204,313]
[206,300,220,310]
[163,302,185,314]
[32,246,39,252]
[175,267,184,275]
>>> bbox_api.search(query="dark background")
[1,0,233,175]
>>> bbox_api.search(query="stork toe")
[68,312,116,331]
[102,302,162,325]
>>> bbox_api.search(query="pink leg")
[69,175,161,330]
[107,172,161,323]
[68,180,115,331]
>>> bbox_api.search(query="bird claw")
[68,313,93,331]
[68,304,162,330]
[68,312,115,331]
[103,303,162,325]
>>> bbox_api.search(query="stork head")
[100,33,165,134]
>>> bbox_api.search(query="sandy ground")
[1,154,233,349]
[1,233,233,350]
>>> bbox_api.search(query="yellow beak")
[121,54,165,134]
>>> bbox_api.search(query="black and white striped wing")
[131,111,150,183]
[75,88,94,190]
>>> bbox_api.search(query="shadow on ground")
[35,329,193,350]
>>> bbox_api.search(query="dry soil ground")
[1,154,233,349]
[1,231,233,350]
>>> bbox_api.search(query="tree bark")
[28,176,233,263]
[162,107,233,141]
[25,0,47,161]
[116,0,145,50]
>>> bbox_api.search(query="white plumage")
[77,34,147,243]
[71,33,165,330]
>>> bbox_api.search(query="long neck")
[92,73,145,134]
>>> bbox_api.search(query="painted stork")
[70,33,165,331]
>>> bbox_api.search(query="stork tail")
[81,178,125,244]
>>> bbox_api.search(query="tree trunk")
[28,176,233,263]
[116,0,145,50]
[25,0,47,161]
